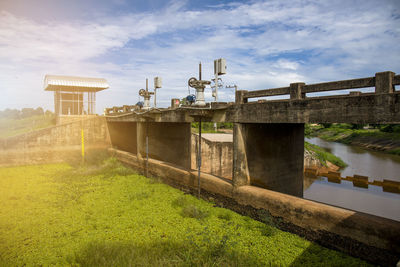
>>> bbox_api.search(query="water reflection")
[304,137,400,221]
[304,175,400,221]
[306,137,400,182]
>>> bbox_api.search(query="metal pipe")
[199,62,202,80]
[214,72,218,132]
[197,118,202,198]
[146,121,149,177]
[154,88,157,108]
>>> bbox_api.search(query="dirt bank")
[304,149,340,173]
[308,125,400,155]
[344,135,400,153]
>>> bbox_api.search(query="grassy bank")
[191,122,233,133]
[305,141,347,168]
[0,114,55,138]
[307,124,400,156]
[0,159,368,266]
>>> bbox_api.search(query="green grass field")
[0,159,369,266]
[0,114,55,138]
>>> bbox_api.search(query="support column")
[233,123,304,197]
[232,123,250,187]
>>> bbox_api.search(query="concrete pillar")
[232,123,250,186]
[375,71,395,94]
[107,122,137,154]
[137,122,191,169]
[290,82,305,100]
[233,123,304,197]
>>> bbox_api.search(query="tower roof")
[44,75,109,92]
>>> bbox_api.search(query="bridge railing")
[104,105,139,115]
[237,71,400,104]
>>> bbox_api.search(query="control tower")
[44,75,109,124]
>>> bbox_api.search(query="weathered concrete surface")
[233,123,304,197]
[110,148,400,264]
[107,121,137,154]
[190,132,337,190]
[137,122,191,169]
[0,116,110,166]
[57,115,98,125]
[234,185,400,258]
[111,148,233,198]
[227,93,400,124]
[105,93,400,124]
[200,133,233,142]
[191,133,233,179]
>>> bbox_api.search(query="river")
[304,137,400,221]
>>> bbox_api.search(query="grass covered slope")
[0,160,369,266]
[305,141,347,168]
[0,114,55,138]
[307,124,400,155]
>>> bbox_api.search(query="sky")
[0,0,399,113]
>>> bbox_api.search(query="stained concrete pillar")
[137,122,191,169]
[107,122,138,154]
[232,123,304,197]
[375,71,395,94]
[232,123,250,186]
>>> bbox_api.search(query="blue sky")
[0,0,399,113]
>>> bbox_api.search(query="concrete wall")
[137,122,191,169]
[57,115,98,125]
[190,133,336,189]
[0,116,110,166]
[228,93,400,124]
[233,123,304,197]
[107,122,138,154]
[191,133,233,179]
[107,121,192,170]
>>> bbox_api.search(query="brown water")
[304,137,400,221]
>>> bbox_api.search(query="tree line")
[0,108,53,120]
[318,123,400,133]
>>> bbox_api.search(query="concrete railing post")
[290,82,305,100]
[375,71,395,94]
[235,90,248,104]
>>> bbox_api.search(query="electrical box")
[154,77,162,88]
[214,58,227,75]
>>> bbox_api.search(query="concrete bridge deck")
[105,71,400,199]
[105,71,400,124]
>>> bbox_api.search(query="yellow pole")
[81,128,85,163]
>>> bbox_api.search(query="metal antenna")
[146,78,148,91]
[199,62,202,80]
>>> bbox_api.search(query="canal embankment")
[307,123,400,155]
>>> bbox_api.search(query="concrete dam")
[1,71,400,264]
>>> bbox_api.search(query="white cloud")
[0,0,399,112]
